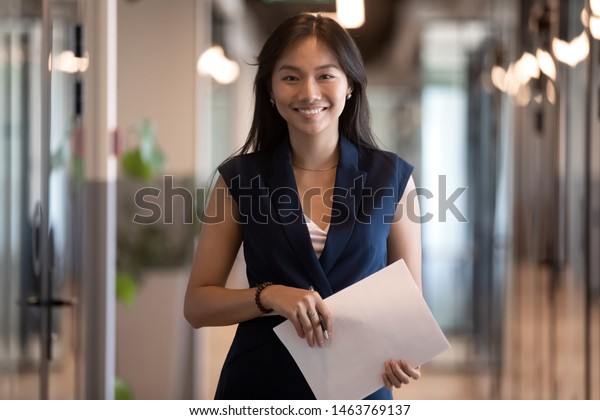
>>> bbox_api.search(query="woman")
[184,13,422,400]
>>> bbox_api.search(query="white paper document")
[273,259,450,400]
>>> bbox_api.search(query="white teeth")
[298,108,324,115]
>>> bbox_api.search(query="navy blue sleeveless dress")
[214,135,413,400]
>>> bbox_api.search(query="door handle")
[24,296,74,307]
[26,218,75,360]
[25,219,74,306]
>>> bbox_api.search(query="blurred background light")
[552,31,589,67]
[197,45,240,84]
[335,0,365,29]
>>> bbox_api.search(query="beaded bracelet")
[255,282,273,314]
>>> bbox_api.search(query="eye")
[282,75,299,81]
[319,74,335,80]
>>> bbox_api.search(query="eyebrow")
[277,64,340,72]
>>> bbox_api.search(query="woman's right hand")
[260,285,332,348]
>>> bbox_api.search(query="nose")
[298,78,321,102]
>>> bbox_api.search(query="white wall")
[118,0,196,177]
[116,0,198,400]
[116,0,263,400]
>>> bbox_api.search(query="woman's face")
[271,36,351,141]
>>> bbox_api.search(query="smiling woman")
[184,13,422,400]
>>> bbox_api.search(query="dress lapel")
[267,139,333,297]
[319,136,366,275]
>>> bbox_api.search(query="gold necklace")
[292,162,338,171]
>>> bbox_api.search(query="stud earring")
[346,92,352,100]
[270,98,275,106]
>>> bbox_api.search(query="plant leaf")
[114,377,134,400]
[116,271,137,308]
[122,149,154,181]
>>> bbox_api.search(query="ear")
[347,84,354,97]
[267,88,275,106]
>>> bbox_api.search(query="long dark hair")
[239,13,378,154]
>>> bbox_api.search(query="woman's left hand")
[382,359,420,391]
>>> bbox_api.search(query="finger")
[314,300,332,338]
[309,311,325,347]
[384,361,404,388]
[297,310,316,347]
[390,360,411,385]
[382,373,393,392]
[384,371,402,389]
[400,360,421,380]
[291,317,305,339]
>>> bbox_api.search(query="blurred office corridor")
[1,0,599,400]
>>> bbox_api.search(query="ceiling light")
[336,0,365,29]
[536,48,556,80]
[514,52,540,84]
[591,0,600,16]
[491,65,507,92]
[582,8,589,27]
[48,50,89,73]
[197,46,239,84]
[552,31,589,67]
[591,16,600,40]
[546,80,556,105]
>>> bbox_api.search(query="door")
[0,0,85,399]
[587,10,600,400]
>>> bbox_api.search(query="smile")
[296,107,326,115]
